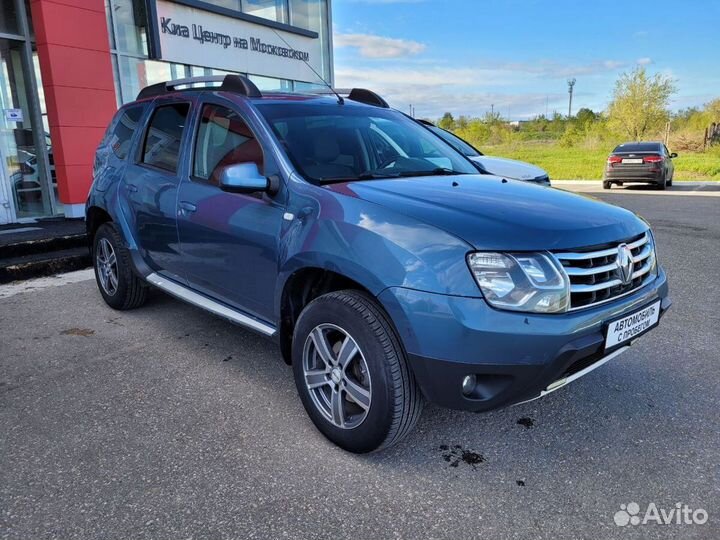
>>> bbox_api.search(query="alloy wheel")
[96,237,119,296]
[302,323,372,429]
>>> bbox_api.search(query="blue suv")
[88,75,670,453]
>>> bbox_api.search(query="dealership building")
[0,0,333,224]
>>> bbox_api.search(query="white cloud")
[335,65,565,118]
[334,32,426,59]
[601,60,625,70]
[636,57,653,65]
[334,57,638,118]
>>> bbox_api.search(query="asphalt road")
[1,185,718,539]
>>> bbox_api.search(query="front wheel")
[292,290,423,453]
[603,181,612,189]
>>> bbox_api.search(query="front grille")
[554,232,656,310]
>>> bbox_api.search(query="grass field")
[481,143,720,180]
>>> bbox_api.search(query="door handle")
[126,183,138,193]
[178,201,197,214]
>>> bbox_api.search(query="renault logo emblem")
[616,244,634,285]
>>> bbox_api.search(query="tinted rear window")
[108,106,144,160]
[612,143,661,153]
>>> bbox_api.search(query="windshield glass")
[428,125,482,157]
[257,102,478,183]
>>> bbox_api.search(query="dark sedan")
[603,142,676,190]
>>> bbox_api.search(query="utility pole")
[491,104,494,117]
[567,78,576,117]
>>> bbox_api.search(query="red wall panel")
[29,0,117,207]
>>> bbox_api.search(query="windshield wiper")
[394,168,467,178]
[319,168,466,185]
[319,172,401,185]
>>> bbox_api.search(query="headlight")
[467,252,570,313]
[647,230,658,277]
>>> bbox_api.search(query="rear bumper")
[378,267,670,412]
[604,165,663,183]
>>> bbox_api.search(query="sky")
[331,0,720,120]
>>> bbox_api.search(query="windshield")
[428,125,482,157]
[257,102,478,183]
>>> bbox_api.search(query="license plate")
[605,301,661,349]
[622,158,643,164]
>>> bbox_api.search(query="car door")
[121,98,193,282]
[176,98,285,322]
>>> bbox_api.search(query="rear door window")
[141,103,190,173]
[107,105,144,160]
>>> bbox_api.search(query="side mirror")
[218,163,268,194]
[670,152,678,158]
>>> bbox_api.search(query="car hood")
[326,175,647,251]
[470,155,547,180]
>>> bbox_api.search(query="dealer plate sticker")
[605,301,661,349]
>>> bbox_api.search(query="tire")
[292,290,423,453]
[602,181,611,189]
[656,174,667,190]
[93,223,148,310]
[667,173,673,187]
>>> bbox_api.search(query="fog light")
[462,375,477,396]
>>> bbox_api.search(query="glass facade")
[106,0,332,105]
[0,0,56,223]
[1,1,20,35]
[0,0,332,223]
[242,0,289,23]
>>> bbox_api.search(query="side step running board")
[146,273,276,337]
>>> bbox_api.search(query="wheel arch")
[86,206,113,250]
[278,266,386,365]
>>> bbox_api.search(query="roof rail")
[136,74,262,101]
[347,88,389,108]
[311,87,389,108]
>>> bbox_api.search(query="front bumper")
[378,267,670,412]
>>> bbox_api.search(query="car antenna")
[270,28,344,105]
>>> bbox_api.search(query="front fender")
[274,180,481,317]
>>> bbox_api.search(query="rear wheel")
[292,290,423,453]
[667,173,673,187]
[603,181,612,189]
[93,223,147,310]
[656,174,667,190]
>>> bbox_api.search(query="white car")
[420,121,551,186]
